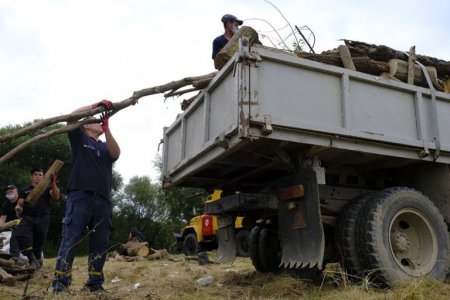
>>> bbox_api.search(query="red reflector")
[202,215,214,236]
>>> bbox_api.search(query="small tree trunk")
[0,267,15,286]
[118,241,150,257]
[26,159,64,206]
[214,26,261,70]
[388,59,442,90]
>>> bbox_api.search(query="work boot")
[36,258,44,270]
[26,253,38,272]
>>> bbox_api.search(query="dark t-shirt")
[66,127,116,199]
[212,34,229,59]
[1,200,18,222]
[19,185,53,217]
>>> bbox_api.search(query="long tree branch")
[0,72,216,166]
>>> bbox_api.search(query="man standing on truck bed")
[53,100,120,293]
[212,14,243,69]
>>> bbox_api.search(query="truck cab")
[177,190,249,257]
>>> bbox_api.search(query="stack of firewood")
[0,220,34,286]
[298,40,450,92]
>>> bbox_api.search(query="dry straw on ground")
[0,253,449,299]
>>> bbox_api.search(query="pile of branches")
[298,40,450,92]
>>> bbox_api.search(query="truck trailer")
[162,38,450,285]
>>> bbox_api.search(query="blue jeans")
[53,191,111,290]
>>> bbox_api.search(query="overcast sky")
[1,0,449,184]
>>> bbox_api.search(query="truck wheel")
[183,233,198,256]
[335,193,372,279]
[249,226,266,272]
[236,229,250,257]
[258,228,281,273]
[357,187,450,285]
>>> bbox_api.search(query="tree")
[0,122,124,256]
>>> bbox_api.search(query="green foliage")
[0,123,72,188]
[110,170,206,250]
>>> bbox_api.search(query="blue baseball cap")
[3,185,17,191]
[221,14,243,26]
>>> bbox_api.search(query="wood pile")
[0,220,35,286]
[299,40,450,92]
[109,237,174,262]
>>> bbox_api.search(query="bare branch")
[0,71,217,165]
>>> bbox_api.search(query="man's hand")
[15,204,23,218]
[101,112,110,133]
[51,173,58,184]
[91,99,113,110]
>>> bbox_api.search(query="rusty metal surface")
[216,215,237,264]
[277,168,325,269]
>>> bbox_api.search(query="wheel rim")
[388,208,438,276]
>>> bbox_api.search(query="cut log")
[0,267,15,286]
[118,241,150,257]
[297,52,389,75]
[341,40,450,78]
[147,249,169,261]
[214,26,262,70]
[407,46,416,84]
[444,79,450,93]
[337,45,356,70]
[0,219,21,232]
[388,59,443,90]
[26,159,64,206]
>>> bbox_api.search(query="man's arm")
[15,198,24,217]
[67,100,113,125]
[101,114,121,160]
[67,105,92,125]
[0,215,6,226]
[49,174,60,201]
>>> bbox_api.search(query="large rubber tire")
[236,229,250,257]
[357,187,450,286]
[258,228,281,273]
[335,193,372,278]
[249,226,266,272]
[183,233,198,256]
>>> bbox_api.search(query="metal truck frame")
[162,38,450,285]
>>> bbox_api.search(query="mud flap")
[278,169,325,269]
[216,215,237,264]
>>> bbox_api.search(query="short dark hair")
[31,167,44,174]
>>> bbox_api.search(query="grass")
[0,253,449,299]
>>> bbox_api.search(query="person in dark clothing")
[212,14,243,69]
[1,185,20,223]
[129,227,150,245]
[0,185,21,261]
[15,168,60,269]
[53,100,120,293]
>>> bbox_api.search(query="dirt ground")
[0,251,450,299]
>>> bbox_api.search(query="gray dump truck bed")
[162,43,450,191]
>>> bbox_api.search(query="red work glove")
[91,99,113,110]
[101,112,110,133]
